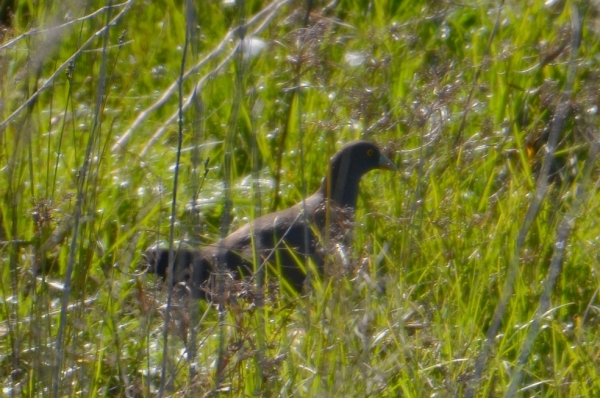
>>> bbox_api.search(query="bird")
[144,140,397,300]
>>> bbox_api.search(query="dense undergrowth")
[1,0,600,396]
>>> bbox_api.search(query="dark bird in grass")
[144,140,397,299]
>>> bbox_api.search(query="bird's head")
[323,140,397,208]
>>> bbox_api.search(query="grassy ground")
[1,0,600,396]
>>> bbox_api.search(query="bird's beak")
[378,153,398,171]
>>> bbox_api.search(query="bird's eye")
[367,149,374,157]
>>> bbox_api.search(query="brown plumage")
[144,140,396,299]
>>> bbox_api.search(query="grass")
[1,0,600,396]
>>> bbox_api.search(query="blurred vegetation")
[1,0,600,396]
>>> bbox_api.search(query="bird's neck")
[319,173,361,209]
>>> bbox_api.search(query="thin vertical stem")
[157,0,192,395]
[52,1,113,396]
